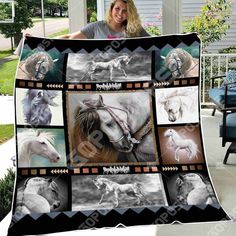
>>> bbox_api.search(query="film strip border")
[19,164,206,176]
[15,77,199,91]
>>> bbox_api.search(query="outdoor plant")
[183,0,232,49]
[0,168,15,221]
[144,23,161,36]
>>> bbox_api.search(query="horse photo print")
[158,125,204,165]
[155,46,200,82]
[66,52,152,82]
[16,48,65,82]
[67,91,158,165]
[72,174,168,211]
[15,88,64,126]
[16,128,67,168]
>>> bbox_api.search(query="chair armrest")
[210,75,226,88]
[221,107,236,112]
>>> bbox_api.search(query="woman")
[61,0,149,39]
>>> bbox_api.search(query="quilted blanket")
[8,34,230,235]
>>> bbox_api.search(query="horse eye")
[40,141,46,145]
[106,122,113,128]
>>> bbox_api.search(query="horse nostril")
[57,156,60,160]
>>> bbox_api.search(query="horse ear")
[161,55,166,60]
[53,59,59,63]
[24,178,30,187]
[36,130,41,137]
[98,95,103,105]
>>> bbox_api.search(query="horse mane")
[72,107,119,163]
[165,48,193,73]
[18,129,55,146]
[24,51,54,77]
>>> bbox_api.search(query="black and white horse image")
[93,177,146,207]
[176,173,217,205]
[86,55,132,81]
[22,89,58,126]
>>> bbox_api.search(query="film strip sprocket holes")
[18,163,206,177]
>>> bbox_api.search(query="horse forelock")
[24,52,54,76]
[74,106,101,137]
[18,130,55,145]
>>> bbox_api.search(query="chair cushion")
[220,112,236,139]
[221,70,236,91]
[209,87,236,107]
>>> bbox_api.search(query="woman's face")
[111,0,128,25]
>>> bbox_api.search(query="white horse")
[158,87,198,123]
[73,92,156,163]
[17,129,61,167]
[176,173,217,205]
[15,177,60,215]
[164,128,198,162]
[86,55,132,81]
[93,177,146,207]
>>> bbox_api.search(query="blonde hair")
[105,0,143,37]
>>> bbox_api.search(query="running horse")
[93,177,146,207]
[86,54,132,81]
[72,93,156,163]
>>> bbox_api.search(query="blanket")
[7,34,230,235]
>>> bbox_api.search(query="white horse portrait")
[69,92,157,164]
[14,177,61,215]
[17,51,58,81]
[156,86,199,124]
[176,173,217,205]
[17,129,66,168]
[164,128,199,162]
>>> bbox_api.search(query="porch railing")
[201,53,236,105]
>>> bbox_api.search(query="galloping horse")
[162,48,199,78]
[15,177,61,215]
[72,92,156,163]
[22,89,58,126]
[18,51,58,80]
[17,129,61,167]
[164,128,198,162]
[176,173,217,205]
[93,177,145,207]
[86,55,132,81]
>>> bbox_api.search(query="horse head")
[93,177,107,190]
[160,94,183,122]
[164,48,193,78]
[164,128,174,137]
[77,95,133,153]
[24,177,60,210]
[30,130,61,162]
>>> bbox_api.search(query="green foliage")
[183,0,232,49]
[89,11,97,23]
[0,124,14,144]
[0,2,13,22]
[0,58,18,95]
[0,0,33,38]
[144,23,161,36]
[0,168,15,216]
